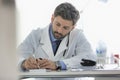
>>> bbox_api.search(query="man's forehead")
[54,16,73,26]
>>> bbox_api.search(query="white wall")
[16,0,120,56]
[16,0,90,46]
[82,0,120,56]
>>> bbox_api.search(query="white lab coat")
[17,25,96,80]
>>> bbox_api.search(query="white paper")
[29,69,46,72]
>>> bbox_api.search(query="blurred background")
[0,0,17,80]
[0,0,120,80]
[16,0,120,60]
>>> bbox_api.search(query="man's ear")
[72,25,75,30]
[51,14,54,23]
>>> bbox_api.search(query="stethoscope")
[63,33,70,56]
[38,31,70,57]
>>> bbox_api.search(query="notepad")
[29,69,47,72]
[70,68,83,72]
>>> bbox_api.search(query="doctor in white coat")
[17,2,96,80]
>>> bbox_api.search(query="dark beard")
[53,31,70,39]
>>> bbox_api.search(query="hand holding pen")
[22,57,43,70]
[22,57,57,71]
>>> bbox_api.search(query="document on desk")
[29,69,47,72]
[69,66,96,72]
[69,65,120,72]
[95,64,120,70]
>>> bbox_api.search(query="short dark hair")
[54,2,80,25]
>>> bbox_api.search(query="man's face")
[51,15,75,39]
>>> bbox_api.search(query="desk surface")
[19,69,120,78]
[19,64,120,79]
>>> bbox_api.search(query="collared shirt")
[49,23,66,70]
[49,24,59,54]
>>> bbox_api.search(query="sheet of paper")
[29,69,47,72]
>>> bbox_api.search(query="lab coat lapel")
[40,26,54,59]
[55,36,68,58]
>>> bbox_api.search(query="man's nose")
[57,27,63,33]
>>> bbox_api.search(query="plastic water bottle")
[96,40,107,68]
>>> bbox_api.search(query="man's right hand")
[22,57,39,70]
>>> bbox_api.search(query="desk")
[19,69,120,79]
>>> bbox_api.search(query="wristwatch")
[55,61,61,70]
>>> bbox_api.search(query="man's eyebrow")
[55,21,71,28]
[63,26,71,30]
[64,26,69,28]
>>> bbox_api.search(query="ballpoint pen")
[32,55,43,69]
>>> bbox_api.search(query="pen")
[39,58,43,60]
[32,54,42,60]
[31,55,40,69]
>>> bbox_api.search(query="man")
[18,2,96,74]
